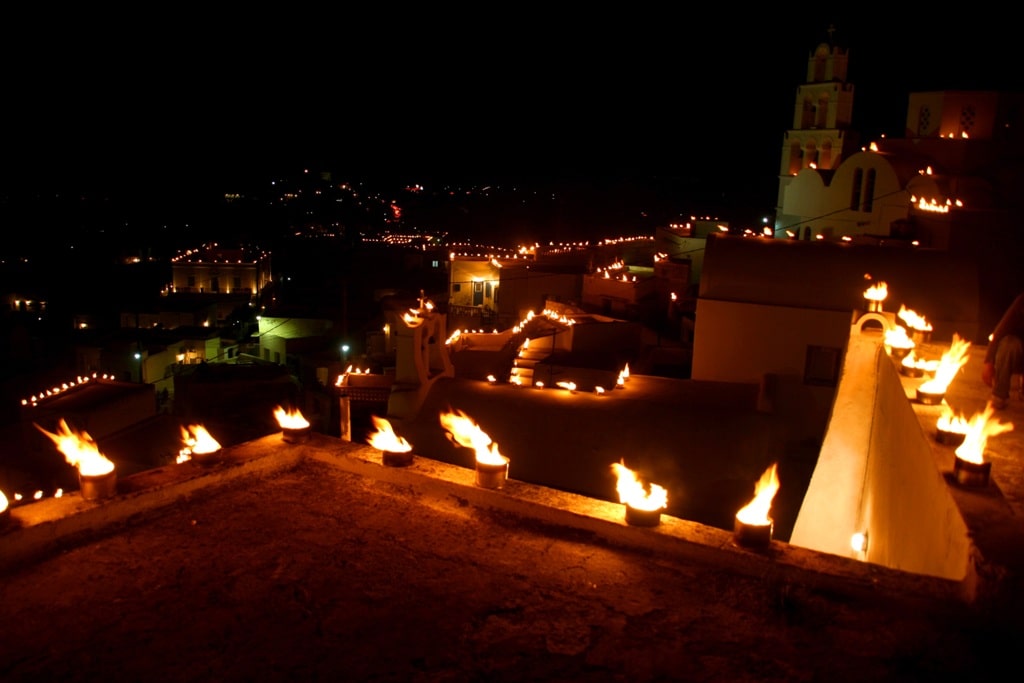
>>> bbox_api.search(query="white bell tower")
[775,26,860,236]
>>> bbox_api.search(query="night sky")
[3,13,1021,198]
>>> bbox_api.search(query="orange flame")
[611,461,667,512]
[897,305,933,332]
[181,424,221,455]
[955,404,1013,464]
[439,409,506,465]
[919,334,971,394]
[885,326,915,350]
[274,406,310,430]
[1,490,7,514]
[863,281,888,302]
[735,463,780,526]
[937,405,970,434]
[901,350,939,373]
[367,416,412,453]
[35,418,115,476]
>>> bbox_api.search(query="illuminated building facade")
[448,257,501,315]
[170,245,272,297]
[773,34,1024,330]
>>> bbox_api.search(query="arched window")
[788,141,803,174]
[813,54,827,82]
[816,94,829,128]
[850,169,863,210]
[820,139,833,169]
[805,141,818,168]
[862,169,876,212]
[801,97,815,128]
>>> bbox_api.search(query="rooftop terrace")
[1,339,1022,680]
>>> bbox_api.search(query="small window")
[805,345,842,387]
[917,106,931,136]
[452,283,461,292]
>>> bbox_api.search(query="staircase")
[508,332,555,387]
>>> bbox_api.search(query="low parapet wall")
[0,432,968,606]
[791,327,974,585]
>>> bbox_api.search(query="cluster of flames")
[443,309,578,354]
[335,365,372,386]
[20,372,117,407]
[177,407,307,464]
[593,258,638,282]
[1,487,63,514]
[401,297,434,328]
[861,279,933,334]
[911,196,964,214]
[507,356,626,394]
[859,276,1013,473]
[444,329,502,347]
[861,280,943,363]
[511,308,577,335]
[31,405,310,482]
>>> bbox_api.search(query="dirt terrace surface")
[0,459,1018,683]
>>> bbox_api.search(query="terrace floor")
[0,347,1022,682]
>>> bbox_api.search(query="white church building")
[773,36,1024,333]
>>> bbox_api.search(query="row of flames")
[365,408,781,535]
[20,372,117,408]
[4,407,313,509]
[865,278,1014,469]
[904,332,1011,467]
[6,403,784,546]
